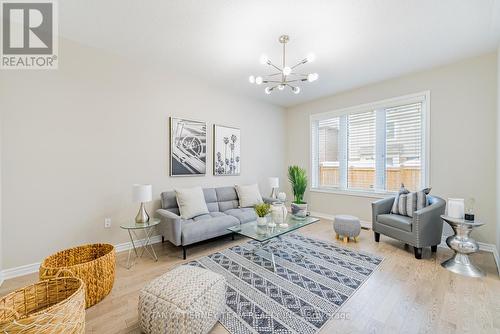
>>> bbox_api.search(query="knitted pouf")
[334,214,361,242]
[139,265,226,334]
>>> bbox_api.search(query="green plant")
[288,165,307,204]
[254,203,271,217]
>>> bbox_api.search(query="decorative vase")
[291,202,308,219]
[256,216,267,227]
[272,202,288,228]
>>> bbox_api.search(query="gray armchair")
[371,195,446,259]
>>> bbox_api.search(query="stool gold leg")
[343,236,348,243]
[336,233,339,240]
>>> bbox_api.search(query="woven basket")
[0,270,85,333]
[39,243,115,308]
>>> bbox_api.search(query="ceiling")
[59,0,500,107]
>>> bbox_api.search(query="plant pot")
[291,202,308,218]
[256,217,267,227]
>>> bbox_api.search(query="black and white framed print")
[169,117,207,176]
[213,124,240,176]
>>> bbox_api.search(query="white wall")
[497,47,500,255]
[286,52,497,245]
[0,39,285,269]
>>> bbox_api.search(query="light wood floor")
[1,219,499,334]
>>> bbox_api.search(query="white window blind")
[311,93,428,194]
[385,102,422,191]
[347,111,376,190]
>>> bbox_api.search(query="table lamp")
[268,177,279,199]
[133,184,152,223]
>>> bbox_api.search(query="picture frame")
[169,117,207,176]
[213,124,241,176]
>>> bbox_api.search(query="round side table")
[440,215,485,278]
[120,218,160,269]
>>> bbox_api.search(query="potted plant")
[254,203,271,227]
[288,165,308,218]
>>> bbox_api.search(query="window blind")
[318,117,340,187]
[385,102,422,191]
[347,111,376,190]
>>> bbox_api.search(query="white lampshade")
[132,184,152,203]
[268,177,279,188]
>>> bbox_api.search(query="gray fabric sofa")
[156,186,273,259]
[371,195,446,259]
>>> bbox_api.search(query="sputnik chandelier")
[249,34,318,95]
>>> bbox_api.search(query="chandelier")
[249,35,318,95]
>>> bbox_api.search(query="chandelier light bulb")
[248,75,255,84]
[278,84,285,90]
[283,66,292,76]
[265,87,272,95]
[255,76,263,85]
[306,53,316,63]
[307,73,319,82]
[293,86,301,94]
[259,54,269,65]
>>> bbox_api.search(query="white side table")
[120,218,160,269]
[440,215,485,277]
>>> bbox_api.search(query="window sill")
[309,187,395,199]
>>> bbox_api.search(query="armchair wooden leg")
[431,245,438,253]
[232,233,235,241]
[182,246,187,260]
[374,232,380,242]
[414,247,423,259]
[161,236,165,243]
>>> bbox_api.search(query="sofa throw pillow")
[175,187,209,220]
[392,185,432,217]
[235,184,263,208]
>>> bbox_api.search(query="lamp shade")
[132,184,152,203]
[268,177,279,188]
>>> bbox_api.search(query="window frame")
[310,91,430,198]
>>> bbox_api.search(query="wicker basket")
[39,243,115,308]
[0,270,85,333]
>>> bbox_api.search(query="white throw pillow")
[235,184,263,208]
[175,187,209,219]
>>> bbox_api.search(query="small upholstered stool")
[139,265,226,334]
[333,215,361,243]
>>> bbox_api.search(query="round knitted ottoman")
[139,265,226,334]
[334,214,361,243]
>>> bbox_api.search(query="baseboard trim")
[1,235,164,282]
[309,211,372,229]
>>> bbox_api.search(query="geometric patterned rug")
[186,233,383,334]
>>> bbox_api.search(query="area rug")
[186,233,383,334]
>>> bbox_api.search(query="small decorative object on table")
[120,218,160,269]
[39,243,115,308]
[139,266,226,334]
[254,203,271,227]
[441,215,485,277]
[133,184,153,223]
[277,191,286,202]
[271,201,288,228]
[288,165,308,219]
[268,177,279,199]
[334,215,361,243]
[465,197,475,221]
[447,198,465,219]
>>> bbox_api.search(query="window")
[311,93,428,194]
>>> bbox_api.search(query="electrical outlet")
[104,218,112,228]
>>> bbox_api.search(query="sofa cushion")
[203,188,219,212]
[224,208,257,224]
[378,214,412,232]
[235,184,263,208]
[175,187,209,219]
[181,214,239,245]
[193,212,226,221]
[216,187,239,212]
